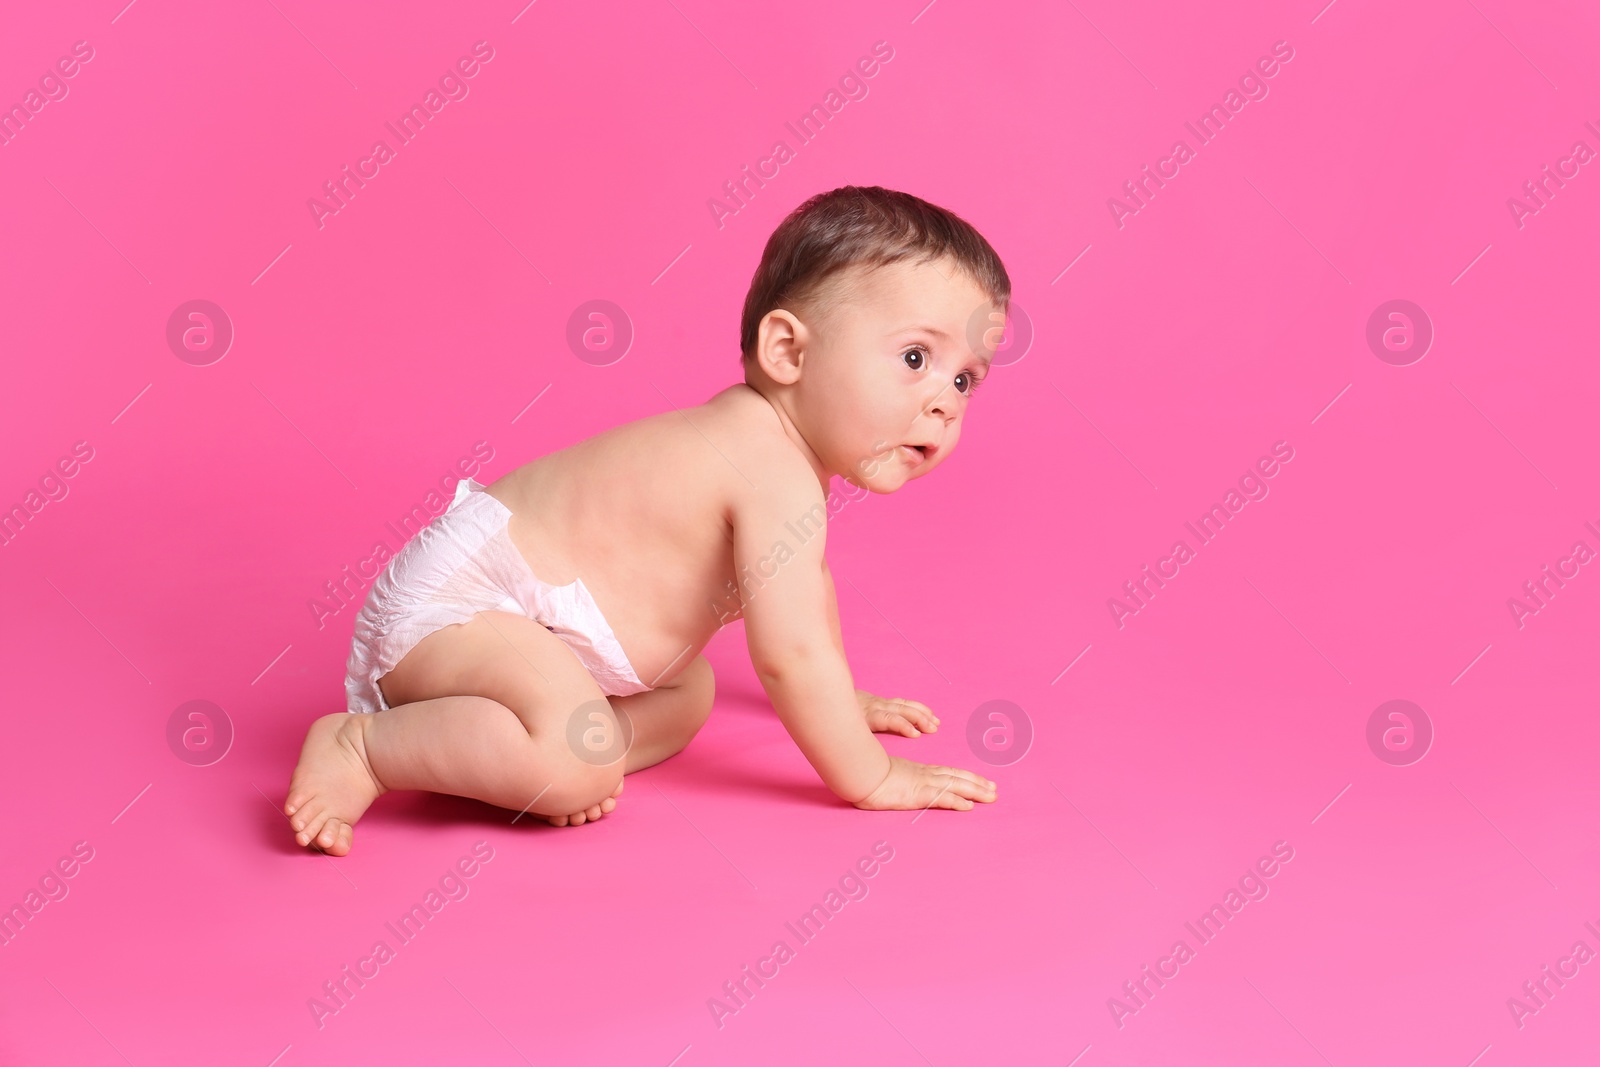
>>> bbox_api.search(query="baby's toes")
[292,806,327,846]
[289,800,316,835]
[327,822,354,857]
[545,812,570,827]
[314,818,343,851]
[599,796,617,815]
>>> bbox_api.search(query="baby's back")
[483,383,799,687]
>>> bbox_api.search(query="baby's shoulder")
[705,386,826,513]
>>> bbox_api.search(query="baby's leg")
[285,612,629,854]
[612,653,716,774]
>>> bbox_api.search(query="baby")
[285,184,1011,855]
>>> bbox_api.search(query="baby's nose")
[924,393,958,422]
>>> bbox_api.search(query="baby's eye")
[901,346,928,371]
[955,371,984,396]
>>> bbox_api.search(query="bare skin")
[285,254,1001,855]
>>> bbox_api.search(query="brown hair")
[738,185,1011,364]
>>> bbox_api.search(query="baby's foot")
[284,713,387,856]
[545,777,624,827]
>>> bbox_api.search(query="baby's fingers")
[865,701,930,737]
[920,777,988,810]
[885,709,926,737]
[890,698,940,731]
[933,766,998,803]
[924,785,976,811]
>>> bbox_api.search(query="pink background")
[2,0,1597,1063]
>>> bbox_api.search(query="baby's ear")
[754,310,805,385]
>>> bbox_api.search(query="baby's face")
[793,255,999,493]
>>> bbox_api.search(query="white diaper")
[343,478,651,714]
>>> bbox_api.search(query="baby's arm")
[734,477,996,811]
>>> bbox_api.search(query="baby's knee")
[527,712,625,811]
[679,655,715,724]
[546,757,623,812]
[651,660,713,757]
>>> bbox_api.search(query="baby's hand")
[853,755,997,812]
[854,689,939,738]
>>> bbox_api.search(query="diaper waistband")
[449,477,486,510]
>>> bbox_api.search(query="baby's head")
[740,185,1011,493]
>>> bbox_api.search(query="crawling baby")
[285,184,1011,855]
